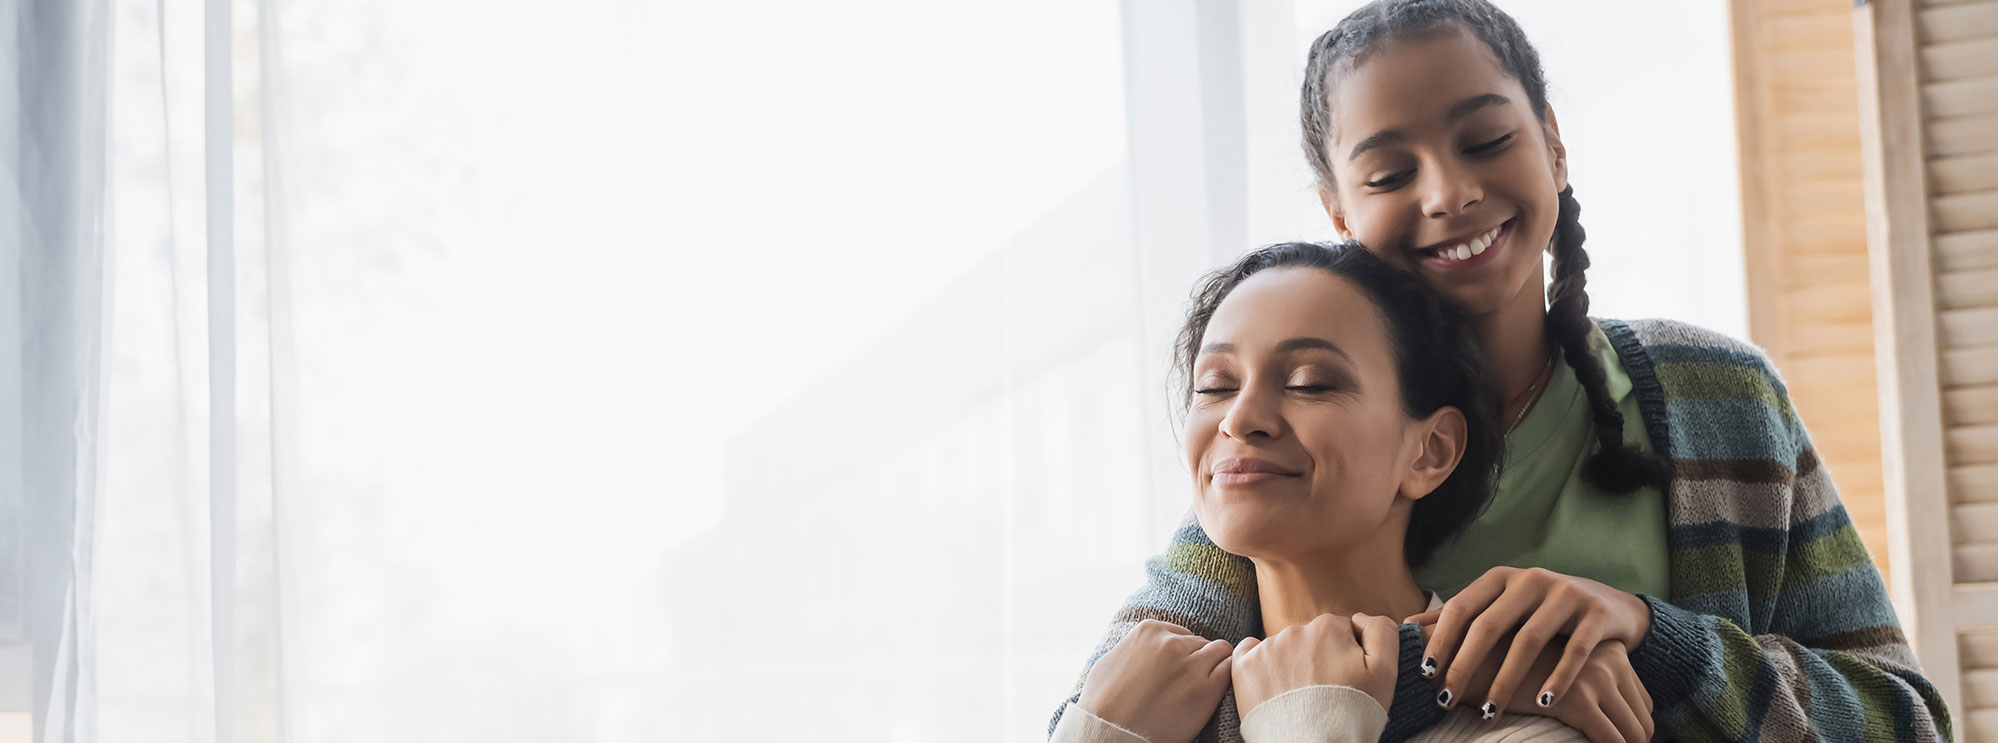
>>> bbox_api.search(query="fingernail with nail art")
[1436,688,1453,709]
[1537,691,1554,708]
[1419,657,1437,678]
[1479,702,1497,720]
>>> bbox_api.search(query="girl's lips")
[1417,219,1512,274]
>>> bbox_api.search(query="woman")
[1057,1,1948,741]
[1053,242,1637,742]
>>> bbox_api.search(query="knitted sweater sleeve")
[1626,434,1953,741]
[1048,514,1446,742]
[1599,317,1954,742]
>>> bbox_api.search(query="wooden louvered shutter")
[1857,0,1998,731]
[1733,0,1893,595]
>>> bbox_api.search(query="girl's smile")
[1414,216,1515,274]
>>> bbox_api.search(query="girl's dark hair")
[1172,242,1501,567]
[1297,0,1670,492]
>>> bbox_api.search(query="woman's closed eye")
[1191,383,1341,395]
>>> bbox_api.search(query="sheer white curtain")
[89,0,294,740]
[25,0,1272,741]
[4,1,113,741]
[3,0,306,740]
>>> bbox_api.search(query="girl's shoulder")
[1593,317,1811,464]
[1594,317,1789,392]
[1596,317,1775,369]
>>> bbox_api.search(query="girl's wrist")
[1619,590,1654,644]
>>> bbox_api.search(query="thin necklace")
[1505,352,1557,434]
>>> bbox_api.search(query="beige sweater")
[1050,691,1583,743]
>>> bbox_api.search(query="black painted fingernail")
[1537,691,1554,708]
[1419,657,1437,678]
[1435,688,1453,708]
[1479,701,1497,720]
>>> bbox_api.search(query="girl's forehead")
[1329,29,1523,136]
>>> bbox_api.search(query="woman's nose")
[1219,386,1283,441]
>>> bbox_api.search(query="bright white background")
[73,0,1743,741]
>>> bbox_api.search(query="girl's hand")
[1436,628,1652,742]
[1406,567,1651,718]
[1539,641,1653,743]
[1230,612,1400,715]
[1077,619,1234,742]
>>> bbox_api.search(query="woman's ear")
[1400,407,1467,501]
[1321,187,1355,241]
[1543,106,1568,193]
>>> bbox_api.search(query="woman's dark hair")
[1172,242,1500,567]
[1297,0,1670,492]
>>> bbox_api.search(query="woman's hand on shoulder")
[1230,612,1400,717]
[1077,618,1234,742]
[1407,567,1651,726]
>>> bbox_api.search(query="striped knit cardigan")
[1049,318,1953,743]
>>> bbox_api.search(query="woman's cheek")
[1184,422,1214,503]
[1183,419,1209,475]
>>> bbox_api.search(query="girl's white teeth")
[1437,225,1502,262]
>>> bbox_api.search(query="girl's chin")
[1429,258,1546,318]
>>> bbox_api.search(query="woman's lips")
[1417,218,1512,273]
[1212,471,1301,488]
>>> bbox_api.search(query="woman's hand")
[1230,612,1400,716]
[1077,619,1235,742]
[1407,567,1651,719]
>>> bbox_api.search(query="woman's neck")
[1255,536,1429,637]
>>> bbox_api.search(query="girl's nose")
[1421,165,1484,219]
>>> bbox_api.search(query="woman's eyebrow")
[1345,93,1513,162]
[1199,337,1352,362]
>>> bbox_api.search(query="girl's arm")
[1412,388,1952,740]
[1415,460,1953,742]
[1617,334,1952,743]
[1624,442,1951,742]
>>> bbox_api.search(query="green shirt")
[1413,326,1672,599]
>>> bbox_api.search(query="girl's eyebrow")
[1345,93,1513,162]
[1445,93,1510,122]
